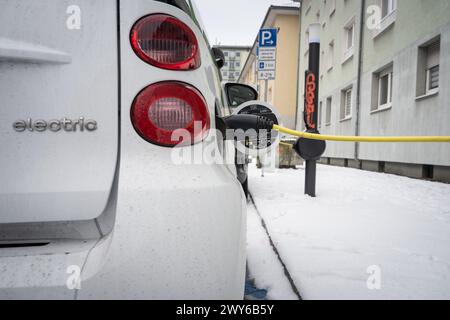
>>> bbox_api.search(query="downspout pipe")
[355,0,366,163]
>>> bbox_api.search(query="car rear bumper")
[0,148,247,300]
[78,148,247,299]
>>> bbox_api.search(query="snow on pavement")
[247,204,299,300]
[247,164,450,300]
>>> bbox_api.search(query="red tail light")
[131,82,210,147]
[130,14,200,70]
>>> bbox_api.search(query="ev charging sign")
[258,28,277,80]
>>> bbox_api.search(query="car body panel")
[0,0,119,223]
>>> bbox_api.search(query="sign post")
[258,28,277,102]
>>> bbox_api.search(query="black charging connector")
[222,114,274,131]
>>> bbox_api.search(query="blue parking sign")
[258,29,277,47]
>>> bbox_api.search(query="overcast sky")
[193,0,299,46]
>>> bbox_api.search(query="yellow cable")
[273,125,450,143]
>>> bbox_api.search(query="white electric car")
[0,0,252,299]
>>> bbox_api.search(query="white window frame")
[319,101,323,128]
[341,88,353,120]
[426,65,439,95]
[320,50,325,76]
[327,40,335,71]
[304,51,309,69]
[305,29,310,55]
[305,0,312,16]
[373,0,397,38]
[425,41,440,95]
[381,0,397,20]
[416,38,440,99]
[346,24,354,50]
[325,97,332,126]
[343,17,355,63]
[377,69,393,110]
[329,0,336,16]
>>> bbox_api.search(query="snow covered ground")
[246,164,450,300]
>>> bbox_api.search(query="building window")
[329,0,336,16]
[417,39,440,97]
[326,97,332,125]
[345,22,354,51]
[319,101,323,128]
[223,71,228,77]
[340,87,352,120]
[381,0,396,20]
[236,62,240,68]
[224,51,229,57]
[372,65,393,111]
[304,51,309,69]
[235,72,240,77]
[320,50,324,76]
[343,17,355,62]
[379,74,390,105]
[428,65,440,92]
[305,30,310,54]
[327,40,334,71]
[305,0,311,15]
[236,52,241,57]
[372,0,397,38]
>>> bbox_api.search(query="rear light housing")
[130,14,201,70]
[131,82,210,147]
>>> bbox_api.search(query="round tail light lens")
[130,14,201,70]
[131,82,210,147]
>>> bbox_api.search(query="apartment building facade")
[296,0,450,182]
[239,5,300,129]
[212,45,251,82]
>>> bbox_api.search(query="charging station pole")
[304,24,321,197]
